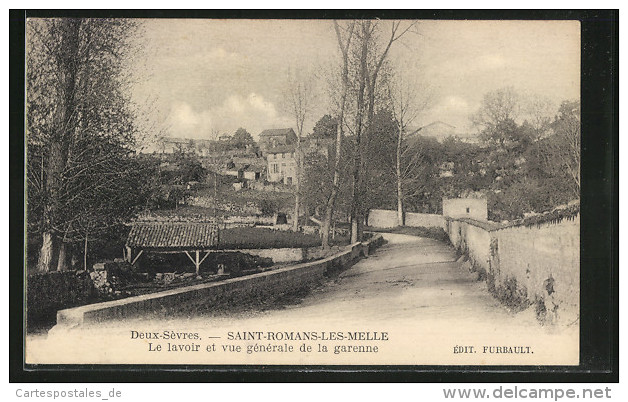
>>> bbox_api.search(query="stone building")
[258,128,297,155]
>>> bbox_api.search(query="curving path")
[26,233,578,365]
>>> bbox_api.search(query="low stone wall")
[443,197,488,221]
[231,247,305,263]
[405,212,445,229]
[368,209,444,229]
[368,209,398,228]
[51,235,383,331]
[445,216,579,325]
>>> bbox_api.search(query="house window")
[466,207,470,213]
[272,163,278,173]
[286,177,293,185]
[282,153,285,159]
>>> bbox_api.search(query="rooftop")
[259,128,295,137]
[264,144,296,154]
[126,222,219,249]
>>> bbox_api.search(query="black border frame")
[9,9,619,383]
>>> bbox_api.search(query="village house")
[148,137,216,157]
[258,128,297,156]
[258,128,335,186]
[265,144,297,185]
[224,161,265,182]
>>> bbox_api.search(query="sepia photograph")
[21,14,588,369]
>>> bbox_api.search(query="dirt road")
[26,233,579,365]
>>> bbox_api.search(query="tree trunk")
[350,23,370,244]
[37,231,54,273]
[322,21,353,249]
[36,21,82,273]
[83,231,89,271]
[293,136,302,232]
[321,182,338,249]
[293,191,300,231]
[56,241,67,271]
[351,219,359,243]
[396,124,404,226]
[322,90,347,248]
[71,252,79,270]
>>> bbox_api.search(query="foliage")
[471,86,520,135]
[27,270,97,331]
[311,114,338,139]
[302,137,354,219]
[26,18,152,271]
[231,127,256,149]
[141,251,273,275]
[339,88,580,222]
[397,135,443,213]
[362,109,398,210]
[259,199,279,216]
[543,100,581,196]
[340,20,418,242]
[159,154,206,185]
[520,202,580,228]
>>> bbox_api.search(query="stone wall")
[405,212,445,229]
[367,209,444,229]
[232,247,305,263]
[51,235,384,331]
[367,209,398,228]
[493,217,579,325]
[445,216,579,325]
[443,198,488,221]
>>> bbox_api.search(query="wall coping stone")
[52,235,383,332]
[446,212,580,232]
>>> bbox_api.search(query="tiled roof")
[265,144,296,154]
[127,222,219,249]
[259,128,295,137]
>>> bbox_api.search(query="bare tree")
[522,94,556,138]
[471,86,521,145]
[387,70,430,225]
[320,21,355,248]
[284,69,315,231]
[347,20,417,242]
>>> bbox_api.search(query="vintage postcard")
[23,17,582,367]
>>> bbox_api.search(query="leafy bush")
[27,271,97,331]
[259,199,279,216]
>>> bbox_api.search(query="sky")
[130,19,580,142]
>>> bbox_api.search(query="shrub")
[258,199,279,216]
[27,270,97,331]
[494,276,529,311]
